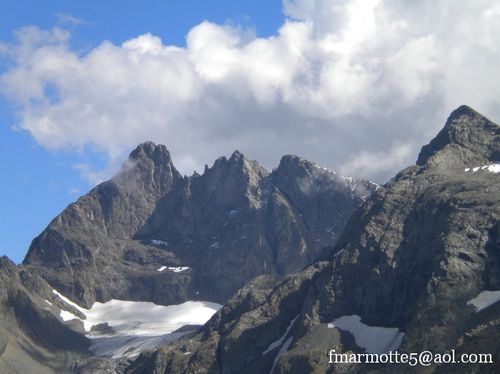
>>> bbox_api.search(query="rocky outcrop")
[129,106,500,373]
[23,144,375,307]
[0,256,90,374]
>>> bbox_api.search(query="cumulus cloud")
[1,0,500,183]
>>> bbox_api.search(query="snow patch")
[263,315,298,355]
[53,289,84,312]
[157,266,189,272]
[464,163,500,174]
[488,164,500,173]
[333,249,345,258]
[270,337,294,374]
[150,239,168,246]
[168,266,190,273]
[210,241,220,249]
[44,300,52,306]
[328,315,404,354]
[60,310,79,321]
[467,290,500,312]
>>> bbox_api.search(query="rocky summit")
[127,106,500,374]
[22,143,376,308]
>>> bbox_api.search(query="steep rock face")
[0,256,90,374]
[23,142,183,307]
[23,144,375,307]
[130,106,499,373]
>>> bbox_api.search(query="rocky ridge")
[23,143,376,307]
[128,105,500,374]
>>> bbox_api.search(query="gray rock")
[0,256,91,374]
[131,105,499,373]
[23,144,375,307]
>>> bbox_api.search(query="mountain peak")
[112,141,181,196]
[210,150,265,175]
[229,150,245,162]
[277,154,313,173]
[129,141,172,164]
[416,105,500,168]
[448,104,478,120]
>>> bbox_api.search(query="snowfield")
[328,315,404,354]
[52,289,222,357]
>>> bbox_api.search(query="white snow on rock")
[328,315,404,354]
[263,315,299,355]
[60,309,80,321]
[44,299,52,306]
[467,290,500,312]
[168,266,189,272]
[464,163,500,174]
[488,164,500,173]
[158,266,189,273]
[210,241,220,249]
[150,239,168,246]
[52,289,222,358]
[53,289,83,311]
[269,336,294,374]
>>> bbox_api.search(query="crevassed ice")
[467,290,500,312]
[328,315,404,354]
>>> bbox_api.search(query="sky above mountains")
[1,0,500,262]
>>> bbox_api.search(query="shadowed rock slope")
[0,256,90,374]
[128,105,500,374]
[23,143,376,307]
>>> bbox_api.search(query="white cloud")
[55,13,84,26]
[339,142,416,178]
[1,0,500,183]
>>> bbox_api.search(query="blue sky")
[0,0,283,262]
[1,0,500,263]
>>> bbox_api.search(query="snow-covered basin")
[53,289,222,358]
[328,315,404,354]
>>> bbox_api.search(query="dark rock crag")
[23,143,376,307]
[128,105,500,374]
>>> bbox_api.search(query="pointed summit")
[129,141,173,166]
[275,154,316,176]
[229,150,244,162]
[118,141,181,191]
[417,105,500,168]
[208,150,267,177]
